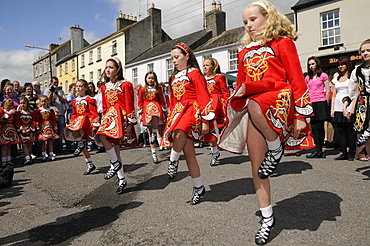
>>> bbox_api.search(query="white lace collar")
[175,68,196,78]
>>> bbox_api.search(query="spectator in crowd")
[44,77,67,153]
[305,56,331,158]
[2,84,19,109]
[32,81,43,97]
[13,81,22,98]
[0,79,11,98]
[330,57,355,161]
[22,83,38,111]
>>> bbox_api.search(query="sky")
[0,0,298,84]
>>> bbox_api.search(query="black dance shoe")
[255,214,275,245]
[104,160,122,180]
[74,141,85,157]
[116,178,127,194]
[258,145,283,179]
[190,185,205,205]
[83,162,96,175]
[210,152,220,166]
[167,160,179,179]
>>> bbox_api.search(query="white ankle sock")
[170,149,181,162]
[211,146,219,155]
[266,136,281,150]
[25,155,30,161]
[106,148,118,163]
[85,157,92,163]
[157,137,162,145]
[151,148,156,154]
[192,176,203,188]
[260,205,274,226]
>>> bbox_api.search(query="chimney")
[148,6,162,47]
[49,43,59,52]
[205,1,226,37]
[70,25,84,53]
[116,11,137,31]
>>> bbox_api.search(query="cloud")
[0,49,45,84]
[95,13,108,24]
[84,31,100,44]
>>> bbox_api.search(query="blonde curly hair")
[241,0,297,47]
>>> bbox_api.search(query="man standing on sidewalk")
[44,77,67,153]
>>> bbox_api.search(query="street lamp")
[24,44,53,81]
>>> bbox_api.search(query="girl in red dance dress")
[15,96,37,165]
[95,57,137,195]
[35,95,59,162]
[137,71,167,163]
[0,98,20,166]
[202,58,229,166]
[163,42,216,205]
[218,1,313,244]
[64,79,100,175]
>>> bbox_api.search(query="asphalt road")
[0,146,369,245]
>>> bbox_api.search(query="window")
[65,63,68,74]
[59,66,62,77]
[35,65,38,77]
[112,40,117,55]
[90,71,94,82]
[81,74,85,80]
[132,68,138,85]
[166,58,173,82]
[72,59,75,71]
[89,50,93,64]
[97,69,102,80]
[97,47,102,61]
[40,62,43,76]
[44,60,47,74]
[65,80,68,93]
[147,63,154,72]
[81,54,85,67]
[321,10,340,46]
[228,49,238,71]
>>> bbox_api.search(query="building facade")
[292,0,370,76]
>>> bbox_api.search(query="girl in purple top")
[305,56,330,158]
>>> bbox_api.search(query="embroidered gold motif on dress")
[172,78,190,101]
[207,79,216,93]
[146,89,156,101]
[76,101,87,115]
[266,89,291,126]
[243,46,275,81]
[99,107,119,138]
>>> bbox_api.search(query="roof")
[195,27,244,52]
[128,29,212,65]
[291,0,337,11]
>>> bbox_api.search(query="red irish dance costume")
[0,109,20,145]
[162,68,217,147]
[35,108,59,141]
[205,74,229,125]
[15,110,37,143]
[137,86,166,126]
[64,95,100,142]
[219,37,314,154]
[95,80,137,146]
